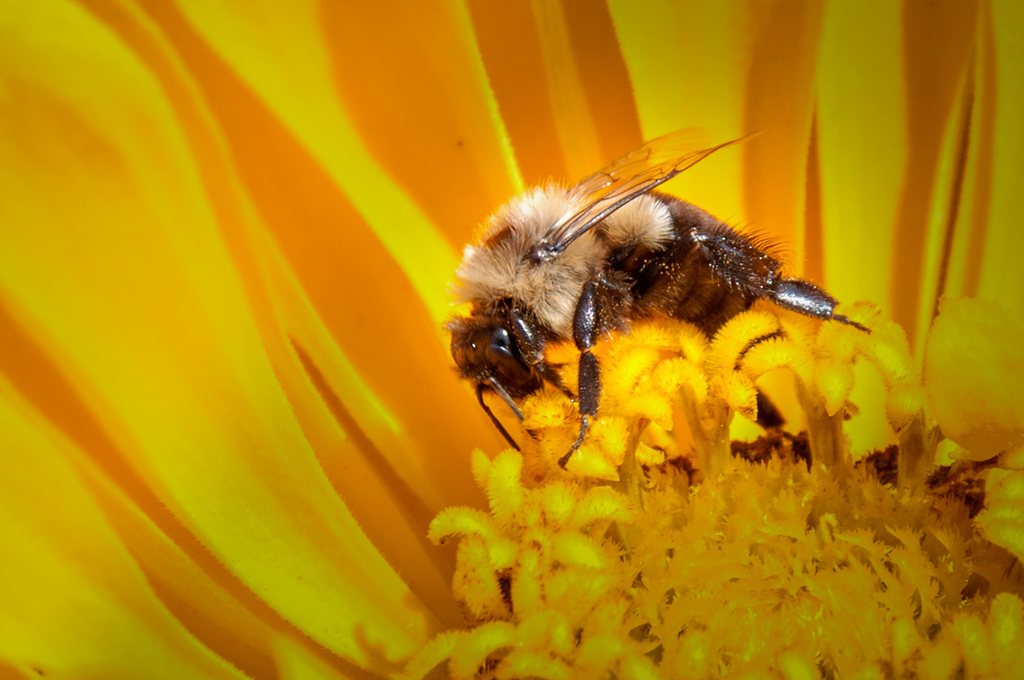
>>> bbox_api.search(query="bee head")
[447,312,544,450]
[447,313,542,399]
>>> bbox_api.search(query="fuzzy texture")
[452,185,671,338]
[410,447,1024,680]
[406,310,1024,680]
[599,193,674,251]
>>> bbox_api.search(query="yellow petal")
[318,1,522,239]
[978,0,1024,320]
[889,0,978,346]
[0,384,245,679]
[16,0,466,627]
[815,0,905,310]
[468,3,570,183]
[737,1,823,262]
[273,636,358,680]
[608,1,746,219]
[0,2,434,666]
[0,343,355,678]
[169,0,500,302]
[138,0,511,490]
[924,298,1024,459]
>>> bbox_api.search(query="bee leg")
[770,279,870,333]
[558,349,598,468]
[558,275,631,469]
[558,280,605,469]
[508,307,572,397]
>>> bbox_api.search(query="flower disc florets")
[407,303,1024,679]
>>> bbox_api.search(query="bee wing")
[532,130,753,262]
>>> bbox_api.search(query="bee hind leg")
[770,278,870,333]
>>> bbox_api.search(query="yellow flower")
[0,1,1022,679]
[415,305,1023,678]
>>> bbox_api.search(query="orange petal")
[470,1,642,184]
[167,0,505,311]
[890,0,978,347]
[739,1,823,265]
[75,0,466,622]
[468,2,571,183]
[318,0,524,243]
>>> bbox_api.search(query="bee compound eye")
[486,327,515,362]
[487,327,533,387]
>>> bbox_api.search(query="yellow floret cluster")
[521,302,922,483]
[408,301,1024,679]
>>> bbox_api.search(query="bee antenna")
[477,381,522,450]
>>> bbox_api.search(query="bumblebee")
[448,131,867,467]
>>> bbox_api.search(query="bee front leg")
[508,307,571,397]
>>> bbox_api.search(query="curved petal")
[0,382,247,679]
[468,1,642,185]
[0,1,434,668]
[274,636,359,680]
[892,0,979,347]
[317,0,523,240]
[139,0,513,497]
[608,0,747,221]
[812,1,905,310]
[739,1,822,266]
[978,0,1024,318]
[167,0,507,310]
[0,293,397,678]
[81,0,465,621]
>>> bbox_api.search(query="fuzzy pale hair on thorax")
[475,184,579,244]
[600,193,674,250]
[453,185,597,337]
[452,186,678,337]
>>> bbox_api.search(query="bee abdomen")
[625,196,771,333]
[630,240,752,333]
